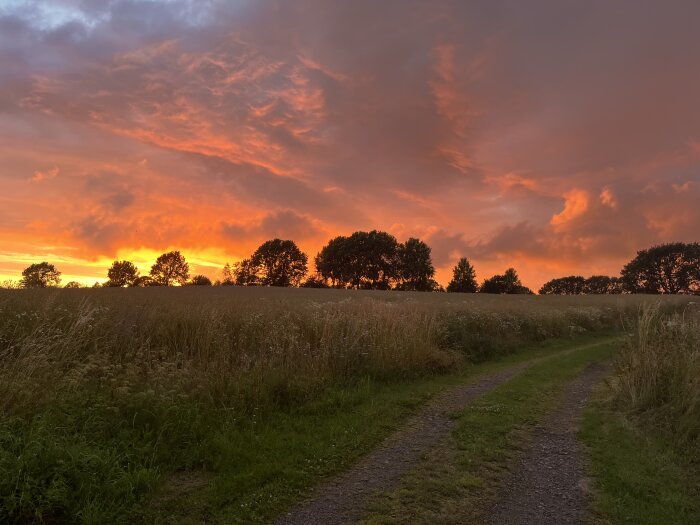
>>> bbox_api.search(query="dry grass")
[611,301,700,444]
[0,287,690,418]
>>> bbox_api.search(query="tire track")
[488,361,610,525]
[273,341,610,525]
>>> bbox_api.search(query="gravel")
[272,361,536,525]
[488,361,609,525]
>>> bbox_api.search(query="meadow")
[0,287,693,523]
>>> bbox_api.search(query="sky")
[1,0,699,289]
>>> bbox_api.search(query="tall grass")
[0,288,688,523]
[611,302,700,445]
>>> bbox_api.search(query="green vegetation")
[0,288,691,523]
[611,303,700,444]
[579,303,700,524]
[581,402,700,524]
[361,337,617,524]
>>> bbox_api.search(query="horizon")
[2,1,699,290]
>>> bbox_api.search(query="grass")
[578,302,700,524]
[0,288,690,523]
[360,336,617,524]
[610,302,700,444]
[2,333,610,524]
[580,401,700,524]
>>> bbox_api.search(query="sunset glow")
[1,1,699,289]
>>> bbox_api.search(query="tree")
[396,238,437,291]
[189,275,212,286]
[480,268,532,294]
[64,281,84,288]
[250,239,308,287]
[220,263,235,285]
[133,276,159,287]
[106,260,139,287]
[621,242,700,294]
[232,258,259,286]
[446,258,478,293]
[149,251,190,286]
[539,276,587,295]
[584,275,623,294]
[315,236,352,288]
[301,275,330,288]
[315,230,400,289]
[20,262,61,288]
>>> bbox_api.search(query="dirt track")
[273,361,534,525]
[488,362,609,525]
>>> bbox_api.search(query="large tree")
[446,258,478,293]
[396,238,437,291]
[621,242,700,294]
[251,239,308,287]
[315,236,352,287]
[149,251,190,286]
[106,260,139,287]
[539,276,587,295]
[20,262,61,288]
[480,268,532,294]
[315,230,400,289]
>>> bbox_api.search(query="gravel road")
[273,361,535,525]
[488,361,609,525]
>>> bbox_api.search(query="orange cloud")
[1,1,700,292]
[551,189,590,229]
[599,186,618,208]
[31,166,60,183]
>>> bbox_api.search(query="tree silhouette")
[621,242,700,294]
[396,238,437,291]
[64,281,83,289]
[188,274,212,286]
[480,268,532,294]
[133,276,159,287]
[315,230,400,289]
[584,275,622,294]
[20,262,61,288]
[250,239,308,287]
[301,275,330,288]
[446,258,478,293]
[539,276,587,295]
[220,263,235,285]
[315,236,352,287]
[149,251,190,286]
[106,260,139,287]
[232,258,259,286]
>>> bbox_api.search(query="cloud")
[221,209,324,244]
[30,166,59,182]
[550,189,590,229]
[1,0,699,290]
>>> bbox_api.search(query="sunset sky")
[1,0,699,289]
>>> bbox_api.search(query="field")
[0,288,696,524]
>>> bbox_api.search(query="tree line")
[4,235,700,295]
[538,242,700,295]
